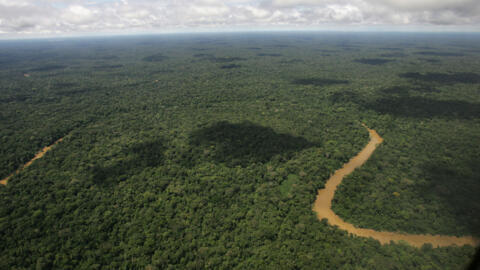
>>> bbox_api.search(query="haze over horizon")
[1,0,480,39]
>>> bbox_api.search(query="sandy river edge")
[312,125,479,248]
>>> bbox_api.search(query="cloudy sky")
[1,0,479,38]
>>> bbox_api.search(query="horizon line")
[1,28,480,41]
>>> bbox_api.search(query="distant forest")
[0,32,479,269]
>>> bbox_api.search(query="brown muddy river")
[1,130,478,248]
[0,137,63,186]
[312,126,479,248]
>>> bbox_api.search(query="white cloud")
[244,6,270,18]
[267,0,327,7]
[371,0,477,10]
[189,5,230,16]
[62,5,96,24]
[0,0,479,37]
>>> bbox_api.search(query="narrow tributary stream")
[1,130,478,248]
[0,137,63,186]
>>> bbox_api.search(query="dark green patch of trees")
[0,33,479,269]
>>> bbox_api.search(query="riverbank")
[312,126,479,248]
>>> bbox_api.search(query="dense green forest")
[0,32,479,269]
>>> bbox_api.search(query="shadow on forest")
[364,96,480,119]
[55,89,92,97]
[379,53,407,58]
[467,248,480,270]
[379,47,403,51]
[418,58,441,63]
[91,139,166,185]
[379,86,409,96]
[221,64,241,69]
[328,90,360,103]
[190,121,317,166]
[419,159,480,236]
[193,53,213,58]
[328,86,479,120]
[193,54,247,63]
[208,56,247,63]
[257,53,282,57]
[142,54,169,62]
[316,49,337,53]
[279,59,304,64]
[0,94,30,103]
[379,85,439,96]
[414,51,464,57]
[400,72,480,84]
[354,58,393,65]
[292,78,349,87]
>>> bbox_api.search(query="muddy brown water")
[312,126,479,248]
[1,131,478,247]
[0,138,63,186]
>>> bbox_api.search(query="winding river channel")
[1,129,478,248]
[312,125,479,248]
[0,137,63,186]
